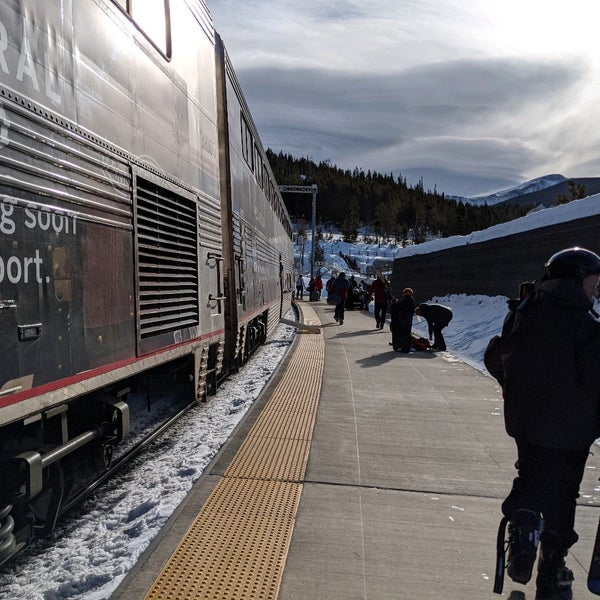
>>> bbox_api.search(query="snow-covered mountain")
[449,174,566,206]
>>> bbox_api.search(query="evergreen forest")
[267,150,528,243]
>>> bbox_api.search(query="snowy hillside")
[448,174,566,206]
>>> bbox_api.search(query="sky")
[209,0,600,197]
[1,195,600,598]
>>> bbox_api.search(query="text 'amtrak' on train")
[0,0,294,566]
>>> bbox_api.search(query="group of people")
[295,274,323,301]
[390,288,453,353]
[325,270,454,352]
[295,245,600,599]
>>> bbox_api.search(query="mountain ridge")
[450,174,600,208]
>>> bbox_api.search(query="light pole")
[310,184,317,278]
[280,184,319,277]
[297,234,305,274]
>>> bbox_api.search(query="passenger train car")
[0,0,293,565]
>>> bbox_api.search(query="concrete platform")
[113,300,600,600]
[278,301,600,599]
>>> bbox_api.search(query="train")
[0,0,294,565]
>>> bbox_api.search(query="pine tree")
[555,180,586,205]
[268,149,528,240]
[342,197,360,242]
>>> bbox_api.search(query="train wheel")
[92,443,114,472]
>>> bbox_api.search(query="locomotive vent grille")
[136,177,199,339]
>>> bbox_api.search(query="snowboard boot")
[535,533,573,600]
[506,509,543,584]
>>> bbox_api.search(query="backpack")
[483,283,535,387]
[411,334,431,351]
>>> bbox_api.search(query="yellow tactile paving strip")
[144,304,323,600]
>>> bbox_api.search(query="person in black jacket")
[485,247,600,600]
[390,288,415,352]
[331,272,351,325]
[414,302,453,351]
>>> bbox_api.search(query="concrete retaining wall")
[390,214,600,301]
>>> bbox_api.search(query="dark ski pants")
[374,302,387,328]
[501,440,589,549]
[334,301,346,322]
[431,324,447,350]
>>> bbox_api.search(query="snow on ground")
[411,294,509,372]
[0,293,515,600]
[3,195,600,598]
[0,320,296,600]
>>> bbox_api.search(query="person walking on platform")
[325,275,334,295]
[390,288,415,352]
[484,247,600,600]
[369,271,391,329]
[295,274,304,300]
[314,274,323,300]
[331,272,350,325]
[415,302,452,351]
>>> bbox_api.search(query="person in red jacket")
[314,274,323,300]
[368,271,391,329]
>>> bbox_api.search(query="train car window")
[133,0,169,54]
[255,152,263,188]
[240,118,247,163]
[253,144,260,180]
[111,0,171,58]
[240,115,254,170]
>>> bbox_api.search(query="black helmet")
[545,247,600,281]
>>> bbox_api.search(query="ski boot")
[535,532,573,600]
[506,509,543,584]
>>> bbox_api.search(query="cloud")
[237,56,586,194]
[210,0,600,195]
